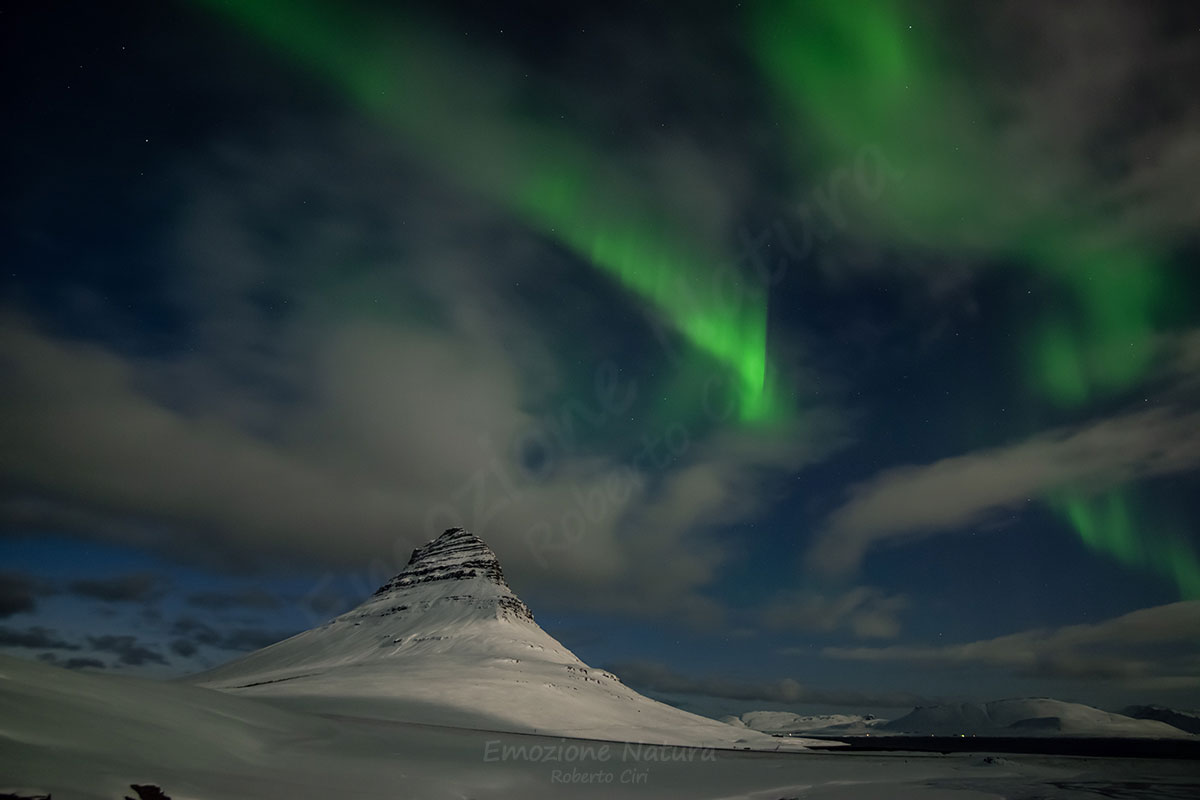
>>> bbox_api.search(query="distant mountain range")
[1122,704,1200,735]
[729,698,1197,738]
[722,711,887,736]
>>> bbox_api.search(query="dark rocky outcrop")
[125,786,170,800]
[370,528,533,622]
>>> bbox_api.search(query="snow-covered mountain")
[722,711,886,736]
[193,527,808,749]
[882,698,1193,738]
[1122,705,1200,735]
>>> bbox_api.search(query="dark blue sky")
[2,0,1199,715]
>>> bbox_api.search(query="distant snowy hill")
[1122,705,1200,735]
[882,698,1193,738]
[193,528,810,749]
[722,711,886,736]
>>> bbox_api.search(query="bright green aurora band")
[1050,491,1200,600]
[189,0,782,425]
[749,0,1198,596]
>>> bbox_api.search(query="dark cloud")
[760,586,908,640]
[186,589,282,610]
[219,628,293,651]
[606,660,927,709]
[297,580,358,623]
[171,617,221,647]
[170,616,295,652]
[169,638,198,658]
[37,652,108,670]
[69,573,163,604]
[0,625,80,650]
[87,635,167,666]
[65,656,106,670]
[0,572,39,618]
[38,652,109,671]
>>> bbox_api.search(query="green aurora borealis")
[1051,490,1200,600]
[749,0,1197,597]
[748,0,1172,409]
[191,0,1197,598]
[190,0,781,426]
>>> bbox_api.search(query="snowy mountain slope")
[882,698,1194,738]
[192,528,809,749]
[0,652,340,799]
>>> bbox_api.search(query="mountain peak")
[374,527,509,595]
[368,527,533,623]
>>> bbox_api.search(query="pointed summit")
[368,527,534,623]
[375,527,512,594]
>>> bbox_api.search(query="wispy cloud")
[824,600,1200,687]
[761,586,908,639]
[811,407,1200,574]
[607,659,928,708]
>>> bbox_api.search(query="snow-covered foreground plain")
[4,655,1200,800]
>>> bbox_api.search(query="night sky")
[2,0,1199,716]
